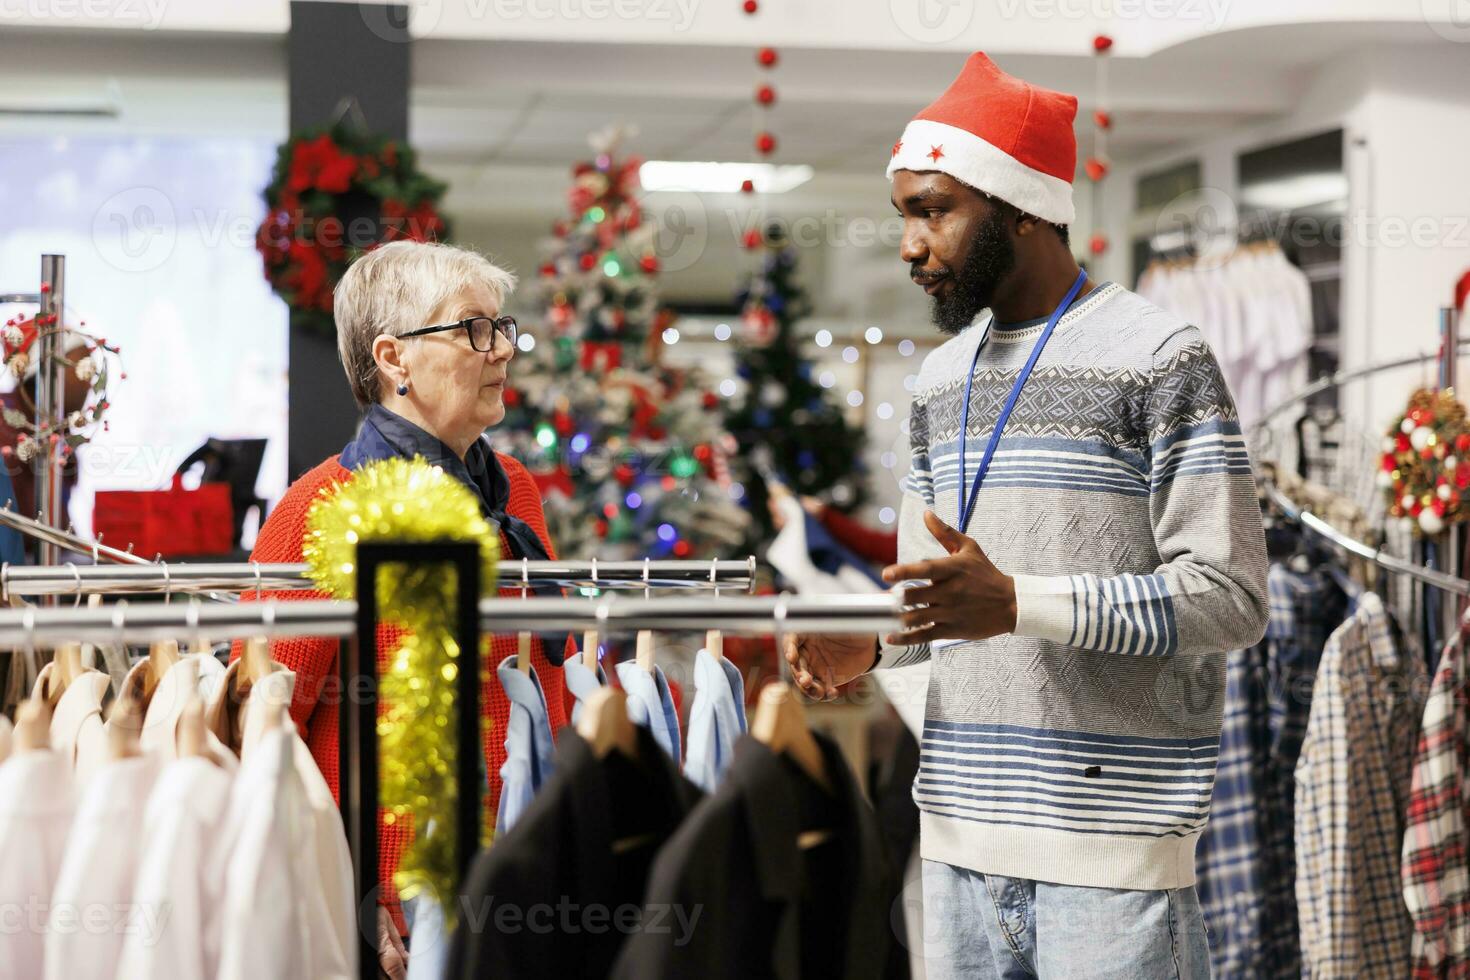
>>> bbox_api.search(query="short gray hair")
[334,241,517,407]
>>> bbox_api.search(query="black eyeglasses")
[400,315,518,352]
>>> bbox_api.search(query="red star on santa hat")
[928,145,945,162]
[891,140,902,157]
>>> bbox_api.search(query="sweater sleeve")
[1011,327,1269,656]
[876,394,934,670]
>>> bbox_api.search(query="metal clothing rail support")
[0,557,760,598]
[0,591,903,646]
[0,504,151,565]
[1263,481,1470,598]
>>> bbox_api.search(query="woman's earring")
[396,382,409,397]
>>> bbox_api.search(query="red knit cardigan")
[233,451,573,933]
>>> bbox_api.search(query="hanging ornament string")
[1087,33,1114,259]
[303,456,501,920]
[745,1,778,250]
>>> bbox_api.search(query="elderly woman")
[241,241,571,975]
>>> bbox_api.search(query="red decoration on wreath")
[256,124,446,336]
[1093,34,1113,52]
[1089,233,1109,256]
[757,47,778,67]
[742,228,765,250]
[1383,387,1470,535]
[741,179,756,194]
[755,85,776,106]
[1084,157,1110,182]
[742,0,757,12]
[755,132,777,155]
[1093,110,1113,130]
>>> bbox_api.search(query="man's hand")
[880,510,1018,646]
[783,632,879,701]
[378,906,408,980]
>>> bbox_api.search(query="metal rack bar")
[1263,482,1470,597]
[0,505,150,565]
[0,591,901,646]
[35,255,66,567]
[0,557,760,598]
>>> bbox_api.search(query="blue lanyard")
[957,269,1088,533]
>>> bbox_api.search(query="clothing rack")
[0,589,900,646]
[0,556,760,599]
[0,504,151,565]
[1255,332,1470,598]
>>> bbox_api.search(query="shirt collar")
[343,405,508,514]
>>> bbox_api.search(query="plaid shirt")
[1402,626,1470,978]
[1196,643,1271,976]
[1296,591,1426,979]
[1263,565,1350,978]
[1196,563,1349,978]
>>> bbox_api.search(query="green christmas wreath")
[255,123,449,336]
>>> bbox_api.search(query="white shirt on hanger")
[47,671,110,790]
[0,749,75,980]
[115,753,235,980]
[44,754,160,980]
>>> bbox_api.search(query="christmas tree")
[499,131,750,562]
[726,226,868,547]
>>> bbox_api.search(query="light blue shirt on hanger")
[563,652,609,727]
[615,660,682,763]
[682,647,748,793]
[496,654,556,835]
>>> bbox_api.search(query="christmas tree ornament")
[757,47,778,67]
[755,132,777,155]
[756,85,776,106]
[1382,387,1470,536]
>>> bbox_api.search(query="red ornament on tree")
[1089,233,1109,256]
[757,47,778,68]
[539,263,557,278]
[755,85,776,106]
[640,254,660,274]
[614,463,636,486]
[1093,34,1113,52]
[579,252,597,271]
[755,132,777,155]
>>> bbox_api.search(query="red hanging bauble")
[742,228,764,250]
[757,47,778,68]
[1084,157,1110,182]
[640,254,660,274]
[539,262,557,278]
[579,252,597,271]
[742,0,757,12]
[755,132,777,155]
[1093,110,1113,130]
[553,411,575,437]
[1089,233,1108,256]
[673,540,692,558]
[740,179,755,194]
[614,463,636,486]
[1093,34,1113,52]
[755,85,776,106]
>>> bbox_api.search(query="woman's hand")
[378,906,408,980]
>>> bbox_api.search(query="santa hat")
[886,53,1078,225]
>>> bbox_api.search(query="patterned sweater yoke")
[881,281,1270,891]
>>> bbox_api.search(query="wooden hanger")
[239,636,274,686]
[176,694,206,759]
[751,681,830,793]
[706,630,724,664]
[144,639,180,702]
[582,630,600,671]
[517,632,533,675]
[12,696,52,753]
[52,642,84,693]
[635,631,656,672]
[576,686,637,760]
[0,714,12,764]
[106,691,143,761]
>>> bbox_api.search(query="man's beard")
[928,209,1016,335]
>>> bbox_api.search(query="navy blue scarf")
[341,405,568,663]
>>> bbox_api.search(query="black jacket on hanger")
[610,731,892,980]
[447,725,703,979]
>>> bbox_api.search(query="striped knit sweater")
[880,281,1269,890]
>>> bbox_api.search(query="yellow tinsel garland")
[302,456,499,919]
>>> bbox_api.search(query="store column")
[285,1,410,478]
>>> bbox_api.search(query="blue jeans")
[918,860,1211,979]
